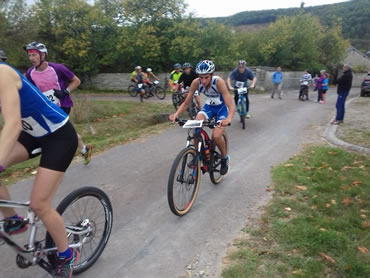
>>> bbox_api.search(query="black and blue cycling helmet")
[182,62,192,69]
[0,49,8,61]
[195,60,215,75]
[174,63,181,69]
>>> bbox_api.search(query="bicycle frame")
[0,199,91,274]
[237,92,248,116]
[185,128,212,173]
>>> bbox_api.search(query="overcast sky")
[186,0,349,17]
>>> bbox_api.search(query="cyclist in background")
[143,67,160,88]
[0,49,7,62]
[133,66,146,102]
[170,60,234,175]
[0,62,79,278]
[227,60,256,119]
[176,62,201,109]
[168,63,183,91]
[130,66,141,83]
[24,41,92,165]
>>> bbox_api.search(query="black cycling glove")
[53,89,70,99]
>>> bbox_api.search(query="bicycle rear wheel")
[45,186,113,274]
[168,147,201,216]
[128,85,138,97]
[209,133,228,184]
[155,86,166,99]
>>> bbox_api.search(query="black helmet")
[182,62,192,69]
[0,49,8,61]
[174,63,181,69]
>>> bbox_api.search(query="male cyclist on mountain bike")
[168,63,183,91]
[132,66,146,102]
[227,60,256,119]
[24,41,92,165]
[143,67,160,88]
[170,60,234,175]
[176,62,201,110]
[0,62,79,277]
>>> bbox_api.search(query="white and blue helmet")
[195,60,215,75]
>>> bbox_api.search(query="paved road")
[0,88,360,278]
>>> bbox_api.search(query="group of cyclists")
[1,36,258,276]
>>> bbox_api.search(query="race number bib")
[205,97,222,106]
[235,81,245,88]
[43,90,60,106]
[21,116,49,137]
[302,81,308,86]
[237,87,248,94]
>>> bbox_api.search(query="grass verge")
[1,99,174,185]
[222,145,370,278]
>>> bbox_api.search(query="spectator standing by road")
[320,73,329,104]
[271,67,283,99]
[331,64,353,124]
[317,70,326,102]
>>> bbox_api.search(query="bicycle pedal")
[186,176,195,184]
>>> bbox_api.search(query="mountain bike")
[172,88,199,120]
[236,87,248,129]
[127,83,138,97]
[143,80,166,100]
[0,186,113,276]
[167,118,229,216]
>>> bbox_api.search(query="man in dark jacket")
[331,64,353,124]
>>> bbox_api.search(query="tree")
[122,0,187,25]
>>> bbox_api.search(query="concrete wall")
[83,68,365,91]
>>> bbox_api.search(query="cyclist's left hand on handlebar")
[218,119,231,127]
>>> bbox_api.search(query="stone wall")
[83,68,364,91]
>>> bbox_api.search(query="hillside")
[212,0,370,52]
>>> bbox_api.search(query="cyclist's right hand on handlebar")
[169,114,177,123]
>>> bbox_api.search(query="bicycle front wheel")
[45,186,113,274]
[128,85,138,97]
[168,147,201,216]
[155,86,166,99]
[172,91,183,110]
[241,99,246,130]
[210,133,228,184]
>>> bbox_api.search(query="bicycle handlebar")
[175,118,230,128]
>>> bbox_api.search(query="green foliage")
[215,0,370,52]
[0,0,351,75]
[234,13,348,71]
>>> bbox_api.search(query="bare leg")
[77,133,85,152]
[29,167,68,252]
[0,142,29,218]
[193,113,207,148]
[212,127,227,158]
